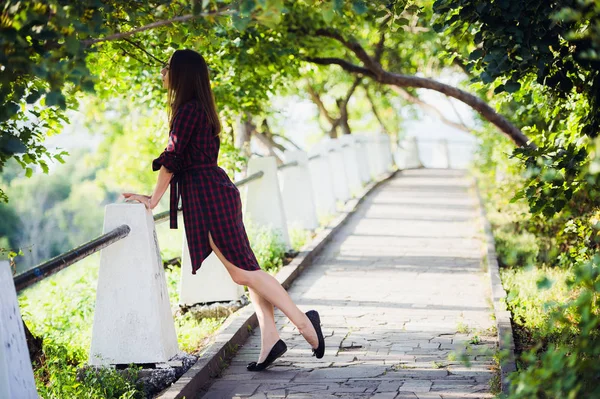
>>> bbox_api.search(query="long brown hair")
[167,49,221,134]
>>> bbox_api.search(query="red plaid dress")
[152,100,260,274]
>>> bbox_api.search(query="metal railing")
[13,169,268,291]
[277,161,298,170]
[14,225,131,292]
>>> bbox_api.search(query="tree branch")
[382,73,531,146]
[306,83,336,124]
[390,86,471,134]
[122,38,166,65]
[304,57,375,78]
[304,33,534,148]
[82,8,233,47]
[363,85,391,136]
[314,29,383,76]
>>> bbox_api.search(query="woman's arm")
[122,166,172,210]
[149,166,173,209]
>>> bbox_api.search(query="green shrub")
[506,256,600,399]
[245,219,286,273]
[289,225,313,251]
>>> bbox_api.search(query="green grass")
[501,265,572,354]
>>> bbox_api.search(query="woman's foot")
[247,339,287,371]
[305,310,325,359]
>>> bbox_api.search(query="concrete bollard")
[90,204,179,366]
[244,156,291,248]
[178,229,244,306]
[0,261,37,399]
[338,135,363,196]
[431,139,450,169]
[325,139,351,203]
[307,149,337,219]
[354,136,372,184]
[280,151,319,231]
[377,134,393,173]
[396,136,422,169]
[366,136,381,179]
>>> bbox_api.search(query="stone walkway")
[199,169,497,399]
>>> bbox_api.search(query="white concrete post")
[280,151,319,231]
[244,156,291,247]
[325,139,351,203]
[354,136,372,184]
[307,150,337,218]
[385,135,394,171]
[178,230,244,306]
[90,204,178,366]
[0,262,37,399]
[431,139,450,169]
[366,136,380,179]
[338,135,363,196]
[395,136,422,169]
[377,134,393,173]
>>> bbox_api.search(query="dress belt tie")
[169,163,217,229]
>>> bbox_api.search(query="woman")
[123,49,324,371]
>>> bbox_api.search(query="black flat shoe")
[306,310,325,359]
[247,339,287,371]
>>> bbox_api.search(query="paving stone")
[399,380,433,393]
[200,170,497,399]
[370,393,399,399]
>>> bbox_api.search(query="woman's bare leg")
[208,233,319,350]
[248,287,280,363]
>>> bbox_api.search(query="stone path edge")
[472,176,517,394]
[158,169,399,399]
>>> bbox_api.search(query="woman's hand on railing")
[122,193,156,210]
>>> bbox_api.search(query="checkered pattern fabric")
[152,101,260,273]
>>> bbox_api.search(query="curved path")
[200,169,497,399]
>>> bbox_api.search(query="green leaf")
[469,49,484,61]
[39,160,49,174]
[322,3,335,23]
[65,35,79,54]
[494,84,506,94]
[505,80,521,93]
[352,0,367,14]
[537,276,553,290]
[26,90,43,104]
[25,167,33,178]
[396,17,410,26]
[232,14,252,30]
[45,91,66,108]
[240,0,257,15]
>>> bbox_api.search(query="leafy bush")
[289,225,314,251]
[506,257,600,398]
[245,219,287,273]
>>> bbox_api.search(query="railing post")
[354,136,372,184]
[179,231,244,306]
[431,138,450,169]
[244,156,291,247]
[307,150,337,219]
[324,139,351,203]
[339,135,363,196]
[395,136,422,169]
[280,151,319,231]
[89,204,178,366]
[377,134,393,173]
[0,261,37,399]
[366,136,380,179]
